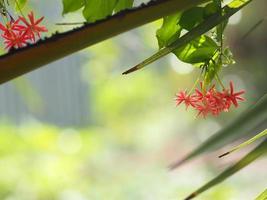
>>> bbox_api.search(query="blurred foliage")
[0,0,265,199]
[256,189,267,200]
[0,121,264,200]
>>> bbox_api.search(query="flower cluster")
[0,11,47,50]
[175,81,245,118]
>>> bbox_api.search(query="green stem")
[189,76,200,95]
[215,72,225,90]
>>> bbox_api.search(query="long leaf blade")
[255,189,267,200]
[184,138,267,200]
[219,129,267,158]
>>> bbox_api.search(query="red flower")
[0,20,21,36]
[175,81,245,118]
[175,90,196,109]
[0,12,48,50]
[2,30,29,49]
[18,11,47,41]
[224,81,245,107]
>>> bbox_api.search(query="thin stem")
[215,72,225,90]
[14,0,26,19]
[189,76,200,95]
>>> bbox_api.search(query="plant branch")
[0,0,209,84]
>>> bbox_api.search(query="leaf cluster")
[156,0,234,86]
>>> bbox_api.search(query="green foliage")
[83,0,117,22]
[156,13,182,49]
[123,0,246,75]
[62,0,84,14]
[62,0,135,22]
[155,3,223,85]
[114,0,134,12]
[173,35,218,64]
[15,0,27,9]
[179,7,204,31]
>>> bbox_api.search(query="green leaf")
[62,0,85,14]
[219,129,267,158]
[15,0,27,10]
[114,0,134,13]
[169,94,267,169]
[83,0,117,22]
[156,13,182,49]
[184,138,267,200]
[204,2,220,18]
[255,189,267,200]
[179,7,204,31]
[173,35,218,64]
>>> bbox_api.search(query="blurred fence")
[0,54,90,127]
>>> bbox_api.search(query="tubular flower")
[175,81,245,118]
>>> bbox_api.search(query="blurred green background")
[0,0,266,199]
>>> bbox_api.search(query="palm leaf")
[255,189,267,200]
[219,129,267,158]
[184,138,267,200]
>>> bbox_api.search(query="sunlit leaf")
[156,13,182,49]
[15,0,27,10]
[219,129,267,158]
[184,138,267,200]
[173,35,218,64]
[255,189,267,200]
[169,94,267,169]
[62,0,84,14]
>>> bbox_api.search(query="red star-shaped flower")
[18,11,47,41]
[224,81,245,107]
[175,90,196,109]
[2,30,29,49]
